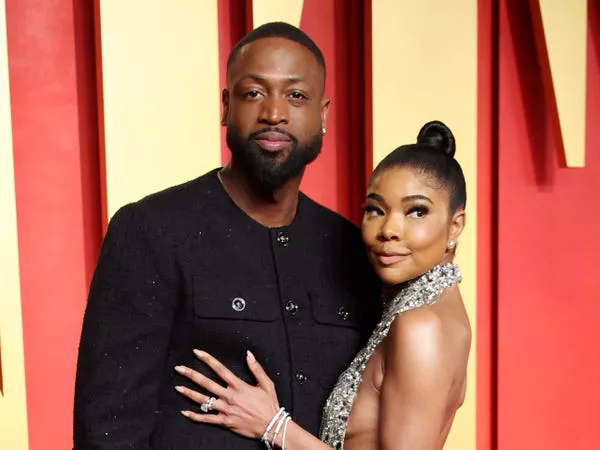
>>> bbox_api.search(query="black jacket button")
[285,301,299,315]
[231,297,246,312]
[295,370,308,384]
[276,232,290,247]
[337,306,349,321]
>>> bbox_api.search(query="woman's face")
[361,166,465,286]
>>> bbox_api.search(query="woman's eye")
[363,204,383,217]
[406,206,428,218]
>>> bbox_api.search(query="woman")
[173,121,471,449]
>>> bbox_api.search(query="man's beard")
[226,126,322,190]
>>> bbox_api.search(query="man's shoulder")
[299,193,360,234]
[139,169,219,208]
[107,169,220,232]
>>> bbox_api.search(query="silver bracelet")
[281,416,292,450]
[271,411,289,448]
[261,407,285,449]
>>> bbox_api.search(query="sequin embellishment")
[319,263,462,448]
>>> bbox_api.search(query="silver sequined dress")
[319,263,462,449]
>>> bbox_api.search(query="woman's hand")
[174,349,280,440]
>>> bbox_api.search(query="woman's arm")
[379,308,452,450]
[175,350,331,449]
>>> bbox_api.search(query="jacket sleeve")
[74,203,180,449]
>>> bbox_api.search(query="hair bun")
[416,120,456,158]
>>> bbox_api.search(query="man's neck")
[218,160,303,228]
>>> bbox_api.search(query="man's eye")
[244,90,262,99]
[406,206,428,218]
[289,91,307,100]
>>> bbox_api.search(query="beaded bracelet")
[261,407,285,449]
[271,411,289,448]
[281,416,292,450]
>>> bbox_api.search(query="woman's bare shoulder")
[383,294,471,379]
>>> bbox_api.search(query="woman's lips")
[375,253,409,266]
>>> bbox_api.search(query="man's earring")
[322,127,327,135]
[447,240,456,250]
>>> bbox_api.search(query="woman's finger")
[181,410,225,425]
[194,349,243,388]
[174,385,226,412]
[246,350,274,390]
[174,365,228,398]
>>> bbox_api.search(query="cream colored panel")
[539,0,587,167]
[98,0,221,219]
[372,1,477,449]
[253,0,304,28]
[0,0,29,448]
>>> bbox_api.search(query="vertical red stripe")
[477,0,499,449]
[5,1,101,447]
[362,0,373,190]
[299,0,371,222]
[497,1,600,448]
[74,0,103,279]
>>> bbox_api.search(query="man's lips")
[253,131,292,152]
[374,252,410,266]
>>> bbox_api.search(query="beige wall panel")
[0,0,29,448]
[538,0,587,167]
[253,0,304,28]
[98,0,222,219]
[372,1,478,449]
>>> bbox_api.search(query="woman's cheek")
[405,221,436,250]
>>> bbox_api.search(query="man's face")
[223,37,329,188]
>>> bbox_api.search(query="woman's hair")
[370,120,466,212]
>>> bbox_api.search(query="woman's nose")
[379,218,402,241]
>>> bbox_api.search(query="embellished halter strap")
[319,263,462,449]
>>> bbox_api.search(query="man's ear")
[320,97,330,133]
[221,88,230,126]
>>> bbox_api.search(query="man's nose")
[258,95,289,125]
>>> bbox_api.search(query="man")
[74,22,377,449]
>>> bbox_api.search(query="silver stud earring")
[447,240,456,250]
[322,127,327,135]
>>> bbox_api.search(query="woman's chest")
[345,346,385,441]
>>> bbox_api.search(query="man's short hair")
[227,22,326,77]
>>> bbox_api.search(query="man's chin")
[256,147,292,162]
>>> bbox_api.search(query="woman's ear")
[448,209,466,245]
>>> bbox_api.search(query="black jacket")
[74,169,378,449]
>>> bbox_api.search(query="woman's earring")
[447,240,456,250]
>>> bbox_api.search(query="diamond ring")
[200,396,217,413]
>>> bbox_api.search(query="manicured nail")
[174,365,187,374]
[193,349,207,358]
[246,350,256,363]
[181,410,190,417]
[175,385,185,393]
